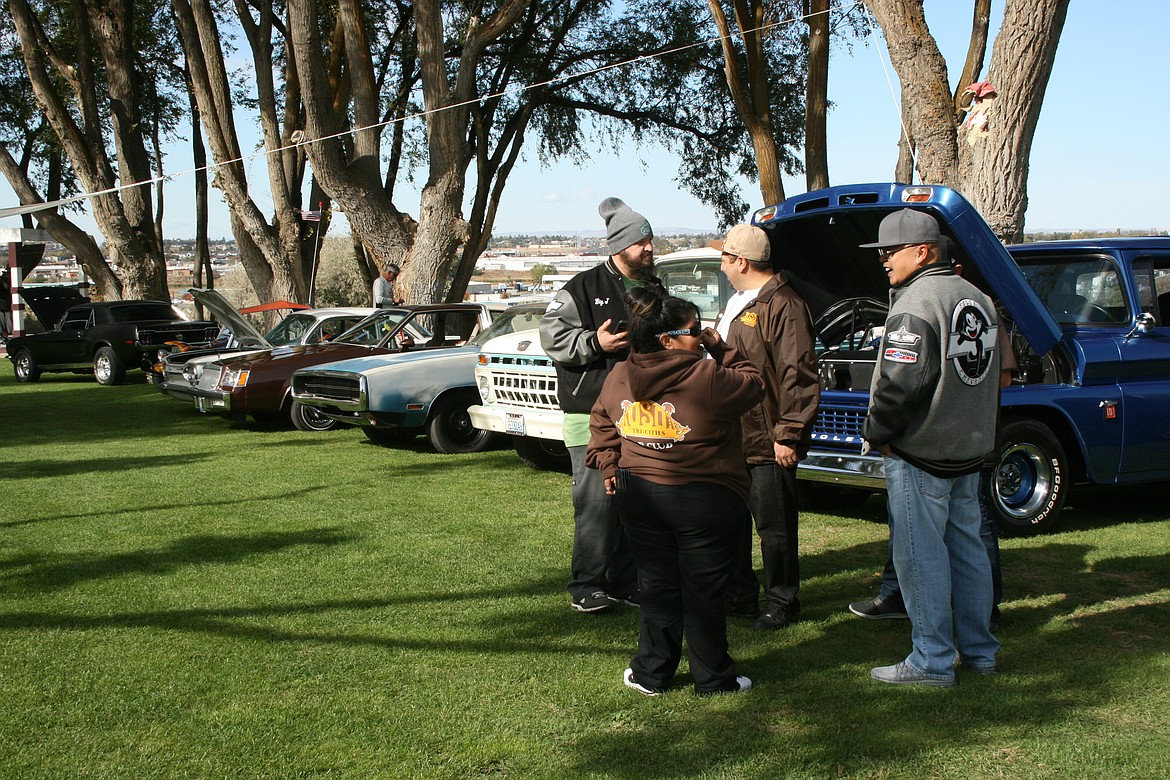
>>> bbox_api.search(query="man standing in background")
[373,263,402,307]
[713,224,820,631]
[539,197,660,613]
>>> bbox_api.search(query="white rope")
[0,1,866,222]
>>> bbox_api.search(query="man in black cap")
[539,197,659,613]
[859,208,1001,687]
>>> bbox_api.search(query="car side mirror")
[1125,312,1156,340]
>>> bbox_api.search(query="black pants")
[728,462,801,614]
[618,474,746,694]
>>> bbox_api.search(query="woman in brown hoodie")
[587,286,764,696]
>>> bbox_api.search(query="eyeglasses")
[659,323,701,338]
[876,244,920,260]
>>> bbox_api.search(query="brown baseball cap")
[708,224,771,263]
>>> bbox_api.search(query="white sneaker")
[622,668,665,697]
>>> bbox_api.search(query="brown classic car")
[174,303,504,430]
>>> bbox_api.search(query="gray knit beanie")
[598,197,653,257]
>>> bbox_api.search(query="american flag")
[299,209,322,222]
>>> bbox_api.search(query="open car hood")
[189,288,270,347]
[19,285,87,328]
[752,183,1062,356]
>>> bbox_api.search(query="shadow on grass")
[1,482,336,529]
[0,452,215,481]
[0,380,237,447]
[562,539,1170,777]
[0,526,356,592]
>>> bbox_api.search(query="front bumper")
[797,450,886,489]
[468,404,564,441]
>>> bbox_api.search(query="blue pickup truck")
[758,183,1170,534]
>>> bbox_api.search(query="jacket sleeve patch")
[883,347,919,364]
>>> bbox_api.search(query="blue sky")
[3,1,1167,240]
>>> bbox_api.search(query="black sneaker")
[609,589,640,607]
[571,591,614,613]
[751,606,799,631]
[726,601,760,620]
[848,596,908,620]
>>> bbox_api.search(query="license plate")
[505,413,526,435]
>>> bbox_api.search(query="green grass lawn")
[1,363,1168,779]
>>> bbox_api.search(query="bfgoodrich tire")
[985,417,1069,535]
[513,436,571,473]
[425,394,494,454]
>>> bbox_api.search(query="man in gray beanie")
[599,197,654,276]
[539,197,661,613]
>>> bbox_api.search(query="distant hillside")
[495,227,715,238]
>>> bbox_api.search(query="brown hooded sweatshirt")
[586,337,764,501]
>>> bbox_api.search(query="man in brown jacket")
[713,224,820,630]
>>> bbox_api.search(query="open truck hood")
[751,183,1062,356]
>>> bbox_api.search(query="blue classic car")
[753,183,1170,534]
[289,302,548,453]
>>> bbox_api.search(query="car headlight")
[183,363,204,384]
[476,374,492,403]
[218,366,250,389]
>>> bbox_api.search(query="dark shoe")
[697,675,752,696]
[571,591,614,613]
[623,668,665,697]
[726,602,760,620]
[848,596,908,620]
[751,606,798,631]
[609,590,640,607]
[871,662,956,688]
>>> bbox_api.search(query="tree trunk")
[864,0,1068,239]
[171,0,315,304]
[286,0,416,290]
[863,0,957,188]
[964,0,1069,242]
[804,0,830,191]
[8,0,168,300]
[0,146,119,297]
[952,0,992,120]
[708,0,786,205]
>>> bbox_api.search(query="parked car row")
[15,183,1170,538]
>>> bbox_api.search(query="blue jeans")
[618,475,745,693]
[877,467,1002,625]
[567,445,637,599]
[885,455,999,678]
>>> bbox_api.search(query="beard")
[620,247,655,281]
